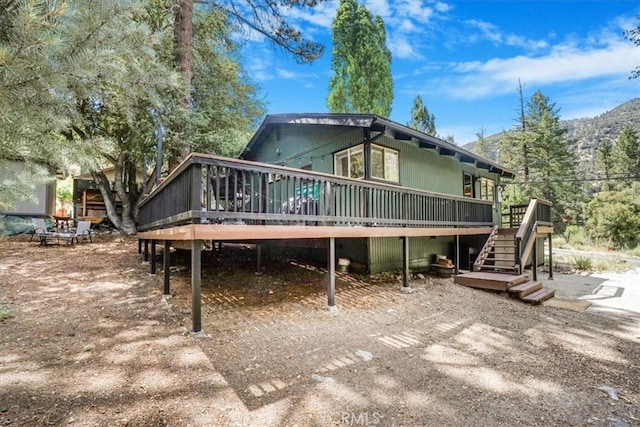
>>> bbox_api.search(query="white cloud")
[442,38,638,100]
[464,19,548,51]
[389,33,422,59]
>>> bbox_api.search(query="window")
[335,146,364,179]
[479,177,495,201]
[463,173,474,198]
[335,144,399,182]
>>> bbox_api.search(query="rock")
[597,386,619,400]
[311,374,332,383]
[355,350,373,362]
[417,274,425,279]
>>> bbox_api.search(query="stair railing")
[515,199,541,274]
[473,225,499,272]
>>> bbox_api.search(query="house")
[241,113,512,274]
[136,113,554,333]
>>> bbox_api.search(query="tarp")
[0,215,52,236]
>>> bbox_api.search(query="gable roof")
[244,113,515,179]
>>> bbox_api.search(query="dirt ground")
[1,234,639,427]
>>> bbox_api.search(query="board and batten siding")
[368,236,454,274]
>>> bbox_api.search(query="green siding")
[244,123,506,274]
[368,236,454,274]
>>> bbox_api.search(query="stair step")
[493,242,516,247]
[477,265,520,274]
[508,280,542,298]
[486,255,516,261]
[521,287,555,304]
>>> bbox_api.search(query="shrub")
[586,186,640,249]
[571,255,593,271]
[564,226,591,248]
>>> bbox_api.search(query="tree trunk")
[170,0,194,170]
[91,153,140,236]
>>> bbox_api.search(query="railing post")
[191,163,202,224]
[532,237,538,281]
[515,238,522,275]
[548,233,553,280]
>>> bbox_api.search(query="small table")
[53,216,74,232]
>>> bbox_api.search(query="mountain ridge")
[463,98,640,175]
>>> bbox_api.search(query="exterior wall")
[0,160,55,216]
[368,236,454,275]
[244,123,505,274]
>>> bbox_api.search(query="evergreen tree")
[0,1,81,211]
[327,0,393,116]
[500,89,582,230]
[625,16,640,79]
[407,95,436,136]
[597,139,615,191]
[472,127,494,160]
[170,0,325,165]
[614,124,640,182]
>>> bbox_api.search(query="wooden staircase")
[454,223,555,304]
[472,227,520,274]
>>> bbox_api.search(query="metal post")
[150,240,157,275]
[256,244,262,273]
[532,238,538,281]
[454,235,460,275]
[138,239,142,256]
[548,233,553,280]
[402,236,410,288]
[164,240,171,295]
[327,237,336,308]
[192,240,202,333]
[143,240,149,263]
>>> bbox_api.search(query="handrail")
[473,225,499,271]
[514,198,553,273]
[137,153,495,231]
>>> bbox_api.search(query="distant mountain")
[464,98,640,176]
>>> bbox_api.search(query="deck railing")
[514,198,553,273]
[138,154,494,231]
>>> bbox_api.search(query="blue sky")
[241,0,640,144]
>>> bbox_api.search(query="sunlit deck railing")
[137,154,494,232]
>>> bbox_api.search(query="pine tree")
[597,139,615,191]
[327,0,393,116]
[526,91,582,229]
[170,0,325,166]
[614,124,640,182]
[500,88,583,230]
[407,95,436,136]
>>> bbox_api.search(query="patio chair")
[74,220,93,243]
[30,218,54,242]
[31,218,75,245]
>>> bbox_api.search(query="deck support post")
[256,244,262,273]
[532,238,538,281]
[454,235,460,275]
[547,233,553,280]
[327,237,336,308]
[191,240,203,333]
[143,240,149,263]
[138,239,142,256]
[401,236,410,289]
[163,240,171,296]
[150,240,157,275]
